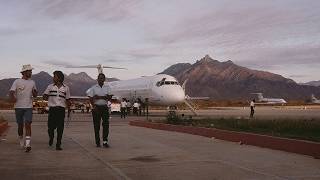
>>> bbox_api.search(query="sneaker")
[56,146,63,151]
[25,146,31,152]
[103,143,109,148]
[96,144,101,148]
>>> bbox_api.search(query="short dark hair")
[98,73,105,79]
[53,71,64,83]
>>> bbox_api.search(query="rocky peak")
[198,54,214,62]
[67,72,94,82]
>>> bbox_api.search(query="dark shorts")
[15,108,33,124]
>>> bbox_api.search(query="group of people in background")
[9,64,111,152]
[119,98,146,118]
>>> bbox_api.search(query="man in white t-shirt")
[120,98,127,118]
[133,101,140,116]
[87,73,111,148]
[250,99,255,118]
[9,64,38,152]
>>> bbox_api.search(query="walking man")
[87,73,111,148]
[9,64,37,152]
[250,99,255,118]
[43,71,70,150]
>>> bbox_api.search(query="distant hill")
[159,55,320,100]
[0,72,119,97]
[300,80,320,87]
[160,63,192,77]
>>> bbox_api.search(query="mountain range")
[0,55,319,100]
[160,55,320,100]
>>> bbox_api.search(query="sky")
[0,0,319,83]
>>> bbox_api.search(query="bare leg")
[18,123,24,147]
[25,122,32,152]
[25,122,31,136]
[18,123,24,136]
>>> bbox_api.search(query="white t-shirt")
[120,101,127,108]
[86,84,110,106]
[250,101,255,107]
[44,84,70,108]
[10,79,37,108]
[133,102,140,108]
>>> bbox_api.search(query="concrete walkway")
[1,112,320,180]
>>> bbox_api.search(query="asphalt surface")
[1,110,320,180]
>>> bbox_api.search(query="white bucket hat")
[20,64,34,73]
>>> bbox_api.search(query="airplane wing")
[254,102,286,105]
[185,95,210,100]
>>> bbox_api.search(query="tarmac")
[1,109,320,180]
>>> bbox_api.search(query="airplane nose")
[162,88,185,105]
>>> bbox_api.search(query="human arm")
[65,86,71,108]
[86,87,96,109]
[32,88,38,98]
[43,85,50,101]
[9,80,17,103]
[32,81,38,97]
[9,90,16,103]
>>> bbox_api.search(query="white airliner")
[252,93,287,104]
[66,64,197,113]
[311,94,320,104]
[107,74,185,106]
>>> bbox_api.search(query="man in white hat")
[9,64,38,152]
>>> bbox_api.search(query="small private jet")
[311,94,320,104]
[252,93,287,105]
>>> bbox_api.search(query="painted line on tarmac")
[69,136,132,180]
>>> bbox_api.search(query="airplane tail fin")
[257,93,263,101]
[251,93,263,101]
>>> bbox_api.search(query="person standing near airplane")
[126,100,131,115]
[133,101,139,116]
[43,71,71,151]
[9,64,38,152]
[87,73,111,148]
[120,98,127,118]
[250,99,255,118]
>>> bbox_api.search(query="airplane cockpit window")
[156,80,179,87]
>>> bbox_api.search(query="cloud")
[30,0,142,22]
[237,46,320,70]
[143,0,320,69]
[42,59,75,67]
[289,75,309,78]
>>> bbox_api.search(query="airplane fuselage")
[259,98,287,104]
[107,74,185,105]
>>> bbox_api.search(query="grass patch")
[166,114,320,142]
